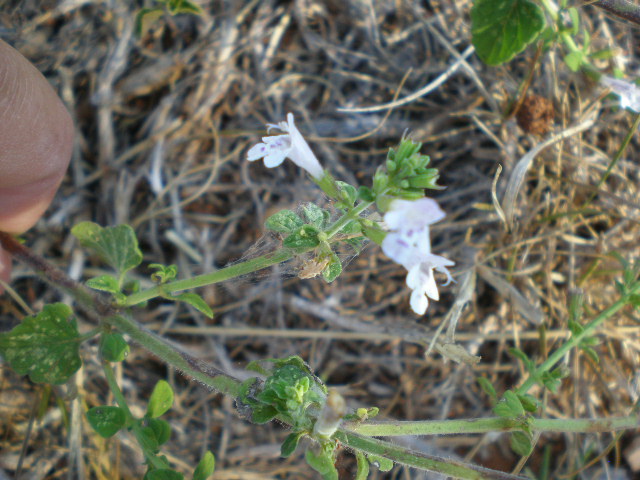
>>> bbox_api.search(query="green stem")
[123,199,375,307]
[123,248,296,307]
[585,112,640,206]
[105,314,242,398]
[345,415,640,437]
[516,283,640,395]
[102,361,173,470]
[102,361,134,420]
[336,431,526,480]
[325,200,374,238]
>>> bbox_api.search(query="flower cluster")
[601,76,640,112]
[382,198,454,315]
[247,113,324,179]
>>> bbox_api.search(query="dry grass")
[1,0,639,479]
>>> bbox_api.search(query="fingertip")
[0,39,73,234]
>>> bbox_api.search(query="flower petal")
[284,113,324,179]
[409,288,429,315]
[263,150,288,168]
[247,143,269,161]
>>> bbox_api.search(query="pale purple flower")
[247,113,324,179]
[601,76,640,112]
[382,198,454,315]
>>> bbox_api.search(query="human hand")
[0,39,73,284]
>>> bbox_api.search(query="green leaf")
[71,222,143,276]
[87,406,126,437]
[367,454,393,472]
[361,221,386,245]
[146,469,184,480]
[192,451,215,480]
[173,293,213,319]
[0,303,81,384]
[265,210,304,233]
[471,0,546,66]
[517,394,538,413]
[135,7,165,37]
[283,225,321,250]
[86,275,121,294]
[305,449,338,480]
[583,347,600,364]
[100,333,130,363]
[147,380,174,418]
[322,253,342,283]
[302,203,328,228]
[477,377,497,403]
[493,390,525,418]
[336,181,358,208]
[564,51,584,72]
[147,418,172,445]
[510,430,533,456]
[355,451,370,480]
[357,186,375,202]
[281,432,305,458]
[137,424,160,453]
[150,264,178,284]
[252,405,278,424]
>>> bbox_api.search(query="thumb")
[0,39,74,283]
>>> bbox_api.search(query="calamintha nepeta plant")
[3,0,640,477]
[1,108,640,480]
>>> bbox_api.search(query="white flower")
[601,76,640,112]
[382,198,454,315]
[247,113,324,179]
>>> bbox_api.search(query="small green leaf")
[357,186,375,202]
[477,377,497,403]
[583,347,600,364]
[322,254,342,283]
[173,293,213,319]
[367,454,393,472]
[517,394,538,413]
[146,469,184,480]
[471,0,546,66]
[361,221,386,245]
[564,51,584,72]
[265,210,304,233]
[0,303,81,384]
[135,7,165,37]
[281,432,305,458]
[137,424,160,453]
[493,390,525,418]
[86,275,120,294]
[192,451,215,480]
[508,347,530,365]
[355,451,370,480]
[252,405,278,424]
[302,203,328,228]
[147,380,174,418]
[147,418,172,445]
[510,430,533,457]
[87,406,126,437]
[335,181,358,208]
[100,333,130,363]
[305,449,338,480]
[283,225,321,250]
[169,0,202,15]
[150,264,178,284]
[71,222,143,276]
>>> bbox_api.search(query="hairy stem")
[515,284,639,395]
[345,415,640,437]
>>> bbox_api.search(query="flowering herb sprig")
[247,114,453,315]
